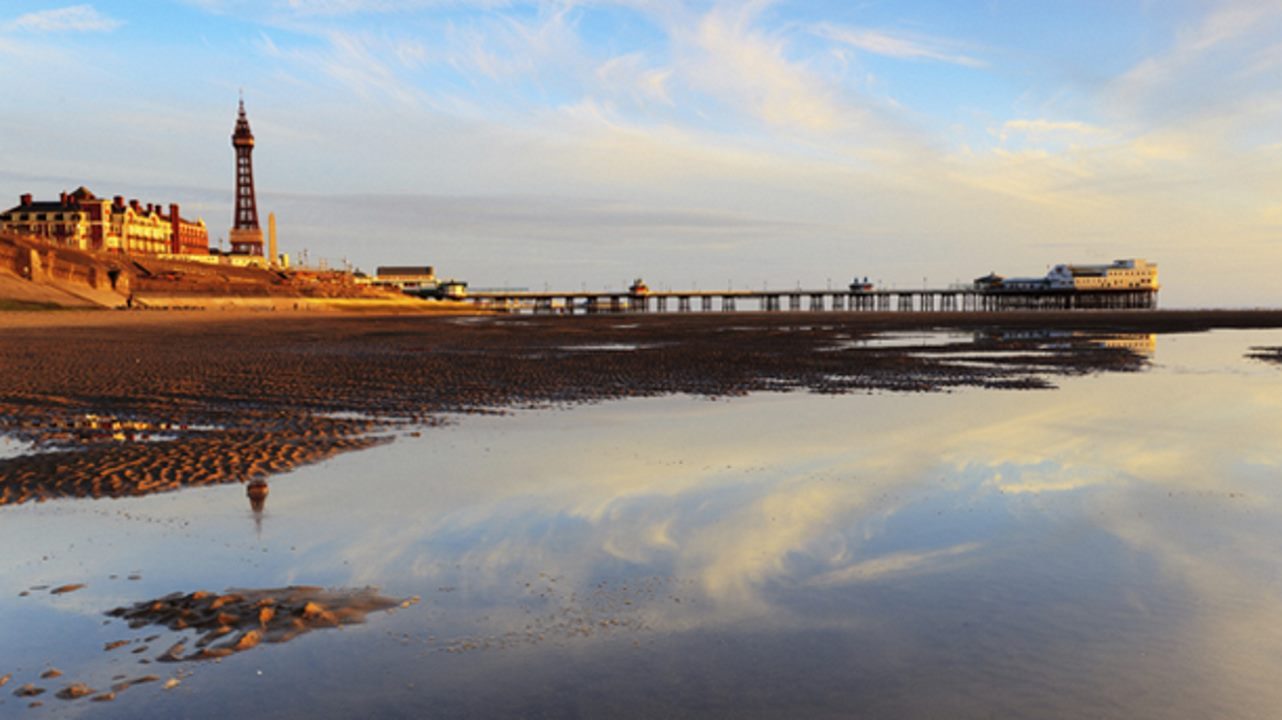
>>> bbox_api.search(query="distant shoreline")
[4,307,1282,332]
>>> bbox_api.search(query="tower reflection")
[247,479,269,537]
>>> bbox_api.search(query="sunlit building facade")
[0,187,208,256]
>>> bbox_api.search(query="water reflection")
[247,479,268,538]
[2,329,1282,718]
[976,329,1158,355]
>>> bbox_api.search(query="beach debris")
[231,630,261,652]
[162,678,181,690]
[91,691,116,702]
[104,640,130,652]
[107,586,407,661]
[40,668,62,679]
[157,640,187,663]
[14,683,44,697]
[56,683,95,700]
[51,584,86,595]
[111,675,160,693]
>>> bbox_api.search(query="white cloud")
[596,53,673,107]
[998,118,1111,145]
[1107,1,1282,129]
[812,22,985,68]
[189,0,519,16]
[256,28,426,105]
[1183,2,1277,52]
[4,4,122,33]
[680,4,844,133]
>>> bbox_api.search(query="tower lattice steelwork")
[229,98,264,256]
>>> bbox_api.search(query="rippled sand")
[0,310,1201,505]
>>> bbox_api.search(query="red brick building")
[0,187,209,256]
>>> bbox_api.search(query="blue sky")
[1,1,1280,305]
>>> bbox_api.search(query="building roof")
[377,266,436,277]
[3,201,70,214]
[2,189,204,227]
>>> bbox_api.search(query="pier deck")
[463,287,1158,314]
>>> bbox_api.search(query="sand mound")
[108,586,414,661]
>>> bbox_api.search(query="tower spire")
[230,96,263,256]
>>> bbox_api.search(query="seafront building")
[975,258,1159,293]
[369,266,437,290]
[0,187,208,256]
[0,98,279,269]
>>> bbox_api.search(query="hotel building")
[0,186,209,256]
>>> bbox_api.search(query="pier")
[464,287,1158,314]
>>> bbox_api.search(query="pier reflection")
[975,329,1157,355]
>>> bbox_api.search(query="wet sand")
[5,585,410,705]
[2,309,1280,505]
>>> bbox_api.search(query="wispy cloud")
[1107,1,1282,128]
[3,4,122,33]
[257,28,425,105]
[807,543,982,587]
[188,0,523,18]
[679,3,845,133]
[812,22,984,68]
[997,118,1110,145]
[595,53,674,107]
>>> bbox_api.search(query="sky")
[0,1,1280,306]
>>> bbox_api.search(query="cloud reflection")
[289,332,1282,643]
[8,330,1282,715]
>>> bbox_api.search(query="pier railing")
[464,287,1158,314]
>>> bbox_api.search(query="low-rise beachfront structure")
[975,259,1158,293]
[360,265,469,300]
[970,258,1158,309]
[369,266,437,291]
[0,187,209,256]
[1048,258,1159,291]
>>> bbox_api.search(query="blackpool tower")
[229,97,264,256]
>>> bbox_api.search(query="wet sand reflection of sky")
[2,330,1282,718]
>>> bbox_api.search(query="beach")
[5,311,1282,716]
[3,308,1263,505]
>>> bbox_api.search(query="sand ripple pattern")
[0,314,1148,505]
